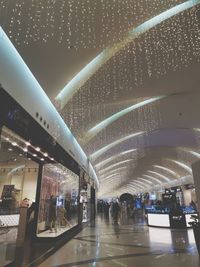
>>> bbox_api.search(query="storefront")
[0,126,39,266]
[36,163,79,238]
[80,171,92,223]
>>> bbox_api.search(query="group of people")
[97,200,127,224]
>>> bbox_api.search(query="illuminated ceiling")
[1,0,200,197]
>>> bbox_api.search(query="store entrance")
[0,126,38,266]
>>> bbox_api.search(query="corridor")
[38,214,199,267]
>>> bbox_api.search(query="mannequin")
[49,195,57,232]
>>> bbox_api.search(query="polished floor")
[38,213,200,267]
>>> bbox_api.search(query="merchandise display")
[37,163,79,237]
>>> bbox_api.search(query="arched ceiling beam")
[152,165,178,177]
[98,159,132,175]
[165,159,192,174]
[99,166,127,178]
[130,180,151,190]
[138,178,153,185]
[55,0,200,109]
[95,149,137,169]
[143,174,163,185]
[85,96,166,142]
[90,131,144,161]
[147,170,171,182]
[129,183,146,190]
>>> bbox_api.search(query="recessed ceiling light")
[12,142,17,146]
[25,141,31,146]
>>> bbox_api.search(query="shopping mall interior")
[1,0,200,266]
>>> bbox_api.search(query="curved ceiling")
[1,0,200,197]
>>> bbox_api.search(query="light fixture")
[90,131,144,161]
[147,171,171,182]
[25,141,31,146]
[86,96,166,141]
[35,147,40,152]
[23,148,28,152]
[55,0,199,108]
[166,159,192,174]
[143,175,162,184]
[153,165,177,176]
[11,142,17,146]
[98,159,132,175]
[95,149,137,169]
[138,178,153,185]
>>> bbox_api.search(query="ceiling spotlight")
[19,154,23,156]
[43,152,48,157]
[8,148,13,151]
[23,148,28,152]
[25,141,31,146]
[33,154,37,157]
[35,147,40,152]
[40,158,44,161]
[11,142,17,146]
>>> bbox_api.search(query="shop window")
[37,163,79,237]
[0,126,38,266]
[80,172,91,223]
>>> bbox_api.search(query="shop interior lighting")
[55,0,199,108]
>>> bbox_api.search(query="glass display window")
[37,163,79,237]
[0,126,39,266]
